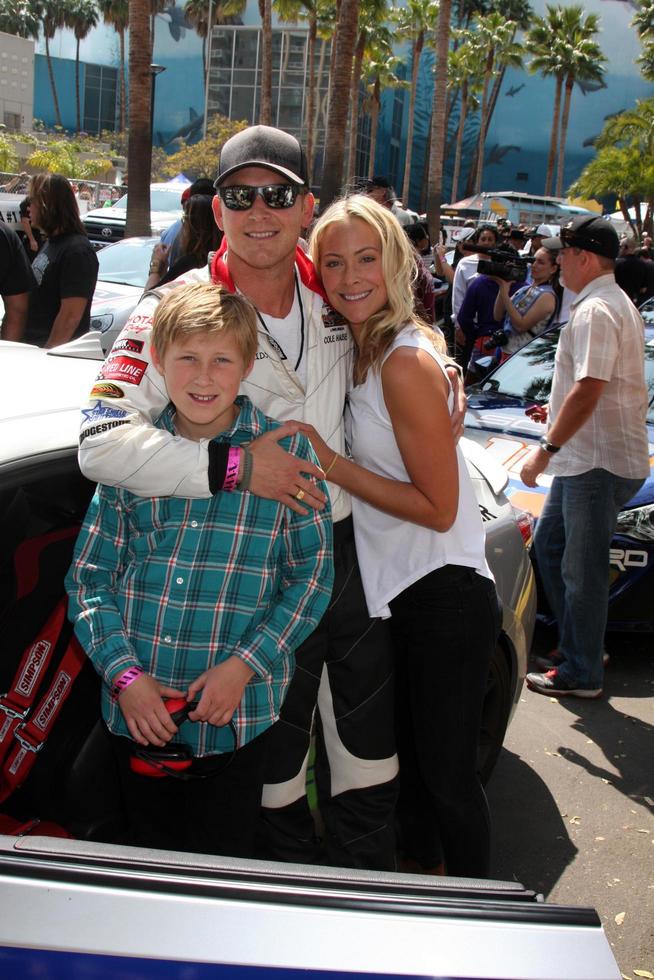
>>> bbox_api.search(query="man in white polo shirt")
[520,215,650,699]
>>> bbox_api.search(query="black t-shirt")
[26,233,98,346]
[0,221,36,298]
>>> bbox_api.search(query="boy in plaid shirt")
[66,282,333,857]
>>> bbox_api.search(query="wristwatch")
[539,436,561,454]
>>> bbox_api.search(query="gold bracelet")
[323,452,339,478]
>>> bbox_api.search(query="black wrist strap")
[208,442,230,494]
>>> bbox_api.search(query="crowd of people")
[1,124,651,876]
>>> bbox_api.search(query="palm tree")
[274,0,320,183]
[632,0,654,81]
[592,98,654,232]
[126,0,153,235]
[184,0,247,85]
[470,11,522,194]
[391,0,439,207]
[258,0,273,124]
[447,34,482,202]
[40,0,72,128]
[552,8,605,197]
[98,0,129,131]
[361,42,407,178]
[425,0,452,243]
[319,0,359,208]
[66,0,98,132]
[345,3,391,184]
[525,6,567,197]
[0,0,42,38]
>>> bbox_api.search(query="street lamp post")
[150,64,166,145]
[203,0,214,140]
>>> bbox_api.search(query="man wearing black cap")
[78,125,400,870]
[519,215,649,699]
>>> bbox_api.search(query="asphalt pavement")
[487,625,654,979]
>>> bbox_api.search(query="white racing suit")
[78,243,399,869]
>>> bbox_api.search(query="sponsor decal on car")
[89,382,124,399]
[98,355,147,386]
[80,419,130,444]
[81,401,129,424]
[112,337,145,355]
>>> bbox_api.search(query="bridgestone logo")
[33,671,72,732]
[17,640,51,696]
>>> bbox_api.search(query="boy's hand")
[187,657,254,728]
[248,423,327,515]
[117,673,185,747]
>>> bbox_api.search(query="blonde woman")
[300,195,501,877]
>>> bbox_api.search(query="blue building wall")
[34,54,84,130]
[31,0,653,204]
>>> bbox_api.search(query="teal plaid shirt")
[66,397,334,755]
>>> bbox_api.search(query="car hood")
[93,281,143,305]
[0,342,99,468]
[465,390,654,515]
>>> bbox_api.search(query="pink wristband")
[112,665,144,700]
[222,446,241,491]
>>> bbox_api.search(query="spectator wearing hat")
[521,215,649,699]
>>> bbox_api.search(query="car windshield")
[111,190,182,212]
[96,238,154,287]
[481,327,654,423]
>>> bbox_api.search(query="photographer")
[493,247,560,356]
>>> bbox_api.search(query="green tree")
[470,11,522,194]
[0,0,42,38]
[125,0,152,235]
[551,7,605,197]
[162,114,249,178]
[447,33,482,202]
[26,139,113,178]
[0,135,20,173]
[525,5,568,197]
[319,0,359,208]
[392,0,440,206]
[40,0,73,129]
[184,0,247,84]
[98,0,129,131]
[632,0,654,81]
[66,0,99,133]
[361,42,407,179]
[344,0,389,184]
[274,0,327,185]
[425,0,452,243]
[592,98,654,232]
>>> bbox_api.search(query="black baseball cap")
[542,215,619,259]
[215,125,308,188]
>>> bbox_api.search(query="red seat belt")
[0,598,86,804]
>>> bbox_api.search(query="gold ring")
[295,489,306,501]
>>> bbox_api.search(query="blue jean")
[534,469,644,690]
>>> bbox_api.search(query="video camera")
[461,241,533,282]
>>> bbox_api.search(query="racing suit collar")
[210,238,328,302]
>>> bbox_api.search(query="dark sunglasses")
[218,183,301,211]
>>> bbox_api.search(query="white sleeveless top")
[347,325,492,619]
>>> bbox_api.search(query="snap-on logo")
[33,671,72,732]
[16,640,51,697]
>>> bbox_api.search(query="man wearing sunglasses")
[518,215,649,699]
[78,125,400,872]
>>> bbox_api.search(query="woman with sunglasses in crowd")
[298,195,501,878]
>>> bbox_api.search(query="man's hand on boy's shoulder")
[117,673,186,747]
[248,421,327,515]
[187,656,254,728]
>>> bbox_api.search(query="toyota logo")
[101,227,113,238]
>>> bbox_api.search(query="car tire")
[477,638,513,785]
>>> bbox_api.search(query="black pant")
[258,517,399,870]
[112,728,269,858]
[389,565,501,878]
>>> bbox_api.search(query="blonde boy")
[67,282,333,857]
